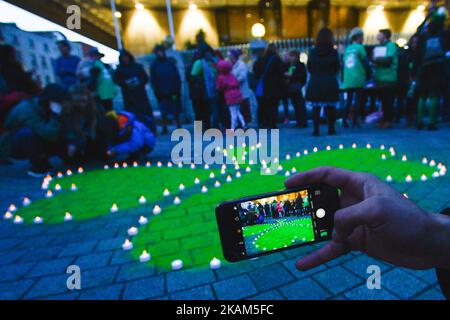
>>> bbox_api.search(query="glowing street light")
[114,11,122,18]
[135,3,144,11]
[189,3,198,10]
[251,23,266,38]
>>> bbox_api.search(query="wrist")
[429,213,450,269]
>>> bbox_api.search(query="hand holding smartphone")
[215,184,340,262]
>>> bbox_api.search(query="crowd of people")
[0,6,448,177]
[239,195,311,227]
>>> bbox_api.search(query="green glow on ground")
[11,147,441,270]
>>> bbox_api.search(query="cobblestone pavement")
[0,121,449,300]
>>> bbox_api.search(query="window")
[41,56,48,69]
[28,38,35,49]
[43,43,49,52]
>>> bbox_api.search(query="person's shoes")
[427,124,438,131]
[328,129,338,135]
[293,123,307,128]
[416,123,424,130]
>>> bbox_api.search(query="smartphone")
[215,184,340,262]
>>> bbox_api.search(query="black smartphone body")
[215,184,340,262]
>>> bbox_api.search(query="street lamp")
[251,23,266,38]
[135,3,144,10]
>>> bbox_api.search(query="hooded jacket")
[111,111,156,155]
[216,60,243,106]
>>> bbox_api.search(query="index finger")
[285,166,359,190]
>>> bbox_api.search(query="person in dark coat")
[285,50,308,127]
[253,43,284,129]
[114,49,153,120]
[306,28,340,137]
[150,45,182,134]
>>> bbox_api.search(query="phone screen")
[216,184,338,261]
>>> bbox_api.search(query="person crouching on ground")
[106,111,156,162]
[0,84,70,177]
[216,60,246,130]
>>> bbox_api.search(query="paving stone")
[123,276,165,299]
[381,268,429,299]
[344,284,399,300]
[171,285,215,300]
[167,269,216,292]
[0,238,21,251]
[25,274,72,299]
[116,263,156,282]
[0,279,35,299]
[58,240,98,257]
[249,263,294,291]
[313,266,363,295]
[213,274,257,300]
[282,257,327,279]
[79,284,124,300]
[74,251,112,270]
[0,249,27,265]
[78,266,119,289]
[249,290,285,300]
[342,255,392,277]
[280,278,331,300]
[96,237,125,252]
[413,287,445,300]
[27,257,74,278]
[402,268,438,285]
[0,262,34,282]
[18,246,63,262]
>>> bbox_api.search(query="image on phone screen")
[216,184,338,261]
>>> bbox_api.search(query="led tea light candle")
[402,155,407,161]
[157,161,162,167]
[78,167,84,174]
[128,227,138,236]
[386,175,393,182]
[139,250,150,263]
[313,147,318,152]
[286,154,291,160]
[57,172,63,178]
[14,215,23,224]
[277,165,283,172]
[422,157,428,164]
[179,184,185,191]
[173,197,181,205]
[139,196,147,205]
[23,197,31,206]
[167,162,173,168]
[70,183,77,191]
[326,145,331,151]
[178,162,183,168]
[114,163,119,169]
[152,205,162,215]
[123,162,129,168]
[122,239,133,251]
[163,189,170,197]
[209,172,215,179]
[429,160,436,167]
[45,190,53,198]
[405,175,412,183]
[285,171,290,177]
[226,175,232,182]
[304,149,308,155]
[201,186,208,193]
[204,164,210,170]
[133,161,138,167]
[420,174,427,181]
[366,144,371,149]
[110,203,119,213]
[246,166,251,172]
[381,154,386,160]
[54,184,61,191]
[3,211,12,220]
[190,163,195,169]
[41,181,49,190]
[291,167,297,173]
[171,259,183,270]
[194,177,200,184]
[210,257,221,270]
[64,212,73,222]
[432,171,440,178]
[212,181,220,188]
[138,216,148,225]
[66,169,73,176]
[104,164,110,170]
[339,144,344,149]
[380,144,385,150]
[33,216,43,224]
[234,164,240,170]
[236,172,242,178]
[146,162,151,167]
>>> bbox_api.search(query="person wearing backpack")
[414,8,448,130]
[341,28,371,128]
[253,43,284,129]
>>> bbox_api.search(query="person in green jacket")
[341,27,371,128]
[373,29,398,128]
[88,48,117,112]
[0,84,71,177]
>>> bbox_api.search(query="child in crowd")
[106,111,156,161]
[215,60,246,130]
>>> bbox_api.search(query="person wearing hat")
[54,40,80,90]
[86,48,117,112]
[114,49,153,120]
[0,84,71,177]
[414,6,449,130]
[341,27,371,128]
